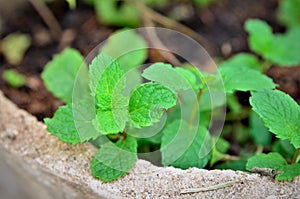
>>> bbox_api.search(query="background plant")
[40,0,300,182]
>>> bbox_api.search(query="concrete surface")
[0,90,299,199]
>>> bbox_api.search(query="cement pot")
[0,91,299,199]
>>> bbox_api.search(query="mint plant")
[42,48,179,181]
[246,89,300,180]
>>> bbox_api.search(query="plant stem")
[26,0,62,41]
[291,148,300,164]
[221,154,239,161]
[127,0,216,55]
[189,89,203,126]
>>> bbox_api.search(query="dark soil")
[0,0,299,121]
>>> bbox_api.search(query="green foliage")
[193,0,218,7]
[91,136,137,182]
[161,120,212,169]
[65,0,76,9]
[93,0,140,27]
[210,137,230,166]
[250,90,300,149]
[276,163,300,180]
[249,111,271,147]
[90,54,128,134]
[278,0,300,28]
[245,19,300,66]
[218,53,261,71]
[101,29,147,71]
[129,82,177,127]
[43,6,300,181]
[246,152,288,171]
[2,69,26,88]
[219,66,276,93]
[43,51,179,182]
[0,32,31,66]
[142,63,195,90]
[272,140,296,161]
[44,104,81,145]
[247,152,300,180]
[216,159,247,171]
[42,48,85,103]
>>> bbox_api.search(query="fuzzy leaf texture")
[89,53,128,134]
[246,152,287,171]
[129,82,177,127]
[161,120,212,169]
[219,66,276,93]
[250,89,300,148]
[42,48,85,103]
[276,163,300,181]
[245,19,300,66]
[44,104,81,145]
[91,136,137,182]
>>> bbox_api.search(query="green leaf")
[96,109,126,134]
[66,0,76,9]
[42,48,85,103]
[45,99,101,144]
[246,152,287,171]
[216,159,247,171]
[249,111,272,146]
[89,53,116,97]
[219,66,276,93]
[0,32,31,66]
[102,29,147,71]
[278,0,300,28]
[142,63,193,90]
[94,0,140,27]
[272,140,296,161]
[250,90,300,148]
[44,104,81,145]
[219,53,261,71]
[245,19,300,66]
[276,163,300,181]
[175,67,204,91]
[94,57,125,110]
[214,137,230,154]
[245,19,274,58]
[226,93,242,114]
[161,120,212,169]
[91,136,138,182]
[129,82,177,127]
[210,137,230,166]
[2,69,26,88]
[89,53,128,134]
[193,0,218,7]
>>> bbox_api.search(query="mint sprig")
[250,89,300,149]
[43,49,179,182]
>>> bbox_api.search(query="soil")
[0,0,299,122]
